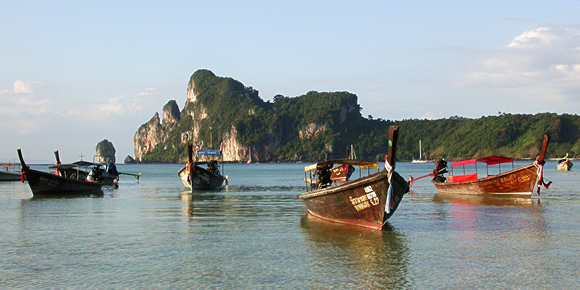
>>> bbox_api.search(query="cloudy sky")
[1,1,579,162]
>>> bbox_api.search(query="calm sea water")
[1,161,579,288]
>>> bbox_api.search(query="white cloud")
[14,80,43,94]
[95,89,152,116]
[508,26,580,49]
[14,80,32,93]
[18,95,50,106]
[137,87,155,96]
[455,26,580,103]
[508,27,559,48]
[422,112,437,120]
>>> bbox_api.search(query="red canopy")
[451,156,513,167]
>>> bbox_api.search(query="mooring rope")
[360,218,390,236]
[523,165,580,194]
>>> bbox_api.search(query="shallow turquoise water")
[1,161,578,288]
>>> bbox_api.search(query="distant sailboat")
[247,147,252,164]
[412,140,428,164]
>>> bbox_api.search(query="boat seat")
[449,173,478,183]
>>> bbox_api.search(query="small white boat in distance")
[412,140,428,164]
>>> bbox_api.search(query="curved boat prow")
[54,150,62,164]
[537,134,550,163]
[17,149,27,171]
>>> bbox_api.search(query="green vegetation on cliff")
[138,70,580,162]
[394,113,580,160]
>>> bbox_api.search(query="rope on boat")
[360,218,391,236]
[533,158,552,195]
[546,182,580,195]
[523,164,580,195]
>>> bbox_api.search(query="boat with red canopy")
[430,135,551,197]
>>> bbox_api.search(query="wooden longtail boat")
[53,150,122,188]
[17,149,104,196]
[299,126,410,230]
[50,150,140,189]
[178,145,227,190]
[556,154,573,171]
[431,135,550,197]
[0,163,22,181]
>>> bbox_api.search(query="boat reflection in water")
[179,190,240,220]
[433,190,547,242]
[433,191,540,207]
[300,214,411,288]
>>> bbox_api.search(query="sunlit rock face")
[133,100,181,161]
[133,69,359,163]
[96,139,116,164]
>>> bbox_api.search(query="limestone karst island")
[132,69,580,163]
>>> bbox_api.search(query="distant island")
[133,69,580,163]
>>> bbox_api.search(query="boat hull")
[432,164,537,197]
[178,165,226,190]
[0,171,22,181]
[557,161,573,171]
[299,170,409,230]
[23,168,104,196]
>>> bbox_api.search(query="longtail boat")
[0,163,23,181]
[17,149,104,196]
[178,145,228,190]
[556,154,573,171]
[429,135,551,197]
[299,126,410,230]
[51,150,140,189]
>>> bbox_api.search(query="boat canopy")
[50,161,104,170]
[49,164,79,170]
[197,149,221,156]
[1,163,20,167]
[304,159,379,172]
[451,156,513,167]
[73,161,102,167]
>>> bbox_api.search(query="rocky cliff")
[96,139,116,163]
[134,100,181,162]
[133,69,363,163]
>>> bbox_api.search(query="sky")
[1,1,579,163]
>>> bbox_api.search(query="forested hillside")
[393,113,580,160]
[135,70,579,162]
